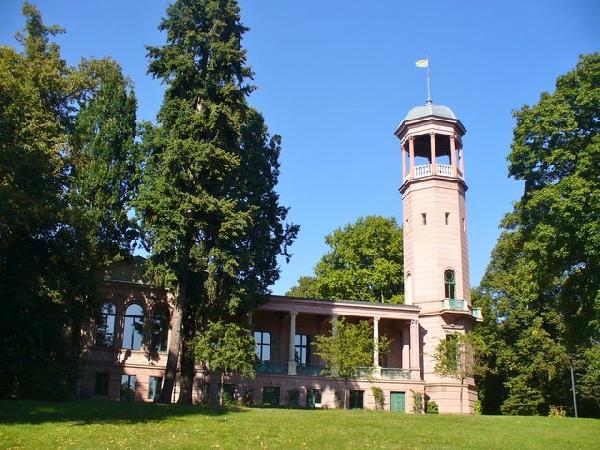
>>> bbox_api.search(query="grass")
[0,401,599,449]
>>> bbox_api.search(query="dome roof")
[404,102,456,121]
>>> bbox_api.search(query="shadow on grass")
[0,400,248,425]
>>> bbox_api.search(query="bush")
[548,405,566,417]
[426,400,439,414]
[412,391,423,414]
[474,400,482,415]
[371,386,384,410]
[242,388,255,406]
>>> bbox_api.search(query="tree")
[287,216,403,303]
[313,318,390,408]
[195,321,255,406]
[434,333,478,414]
[136,0,297,404]
[474,53,600,416]
[0,4,140,398]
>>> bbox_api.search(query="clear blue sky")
[2,1,598,295]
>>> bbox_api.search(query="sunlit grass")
[0,400,598,449]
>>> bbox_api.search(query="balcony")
[472,307,483,321]
[256,361,288,374]
[297,364,324,376]
[442,298,467,311]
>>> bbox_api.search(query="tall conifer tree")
[137,0,297,403]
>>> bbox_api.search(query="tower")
[395,100,478,413]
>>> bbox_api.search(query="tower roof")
[404,102,456,121]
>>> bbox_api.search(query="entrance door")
[390,391,405,412]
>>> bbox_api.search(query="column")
[450,135,457,176]
[288,311,297,375]
[408,137,415,178]
[459,147,465,177]
[331,314,339,376]
[409,319,421,380]
[430,133,436,175]
[401,142,406,180]
[402,324,410,370]
[373,317,381,378]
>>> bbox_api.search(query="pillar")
[459,146,465,177]
[408,137,415,178]
[430,132,436,175]
[450,134,457,176]
[401,142,406,179]
[402,324,410,370]
[373,317,381,369]
[409,319,420,380]
[288,311,297,375]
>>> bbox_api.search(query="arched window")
[96,302,116,347]
[444,270,456,299]
[150,305,169,353]
[123,304,144,350]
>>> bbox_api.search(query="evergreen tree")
[136,0,297,404]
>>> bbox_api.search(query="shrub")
[371,386,384,410]
[474,400,482,415]
[426,400,439,414]
[412,391,423,414]
[548,405,566,417]
[243,388,255,406]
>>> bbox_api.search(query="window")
[123,304,144,350]
[295,334,310,364]
[94,373,109,396]
[421,213,427,225]
[254,331,271,362]
[307,388,322,408]
[444,270,456,300]
[120,374,137,401]
[263,386,280,406]
[445,212,450,225]
[96,302,116,347]
[148,376,162,401]
[462,217,466,231]
[150,305,169,352]
[349,390,364,409]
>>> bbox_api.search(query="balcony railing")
[442,298,467,311]
[472,307,483,320]
[409,164,460,180]
[255,361,288,374]
[297,364,324,376]
[354,366,374,378]
[381,368,410,380]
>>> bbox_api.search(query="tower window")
[444,270,456,299]
[445,212,450,225]
[462,218,466,231]
[421,213,427,225]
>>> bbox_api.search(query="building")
[78,101,481,413]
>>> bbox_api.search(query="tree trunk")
[177,303,196,405]
[159,281,187,403]
[460,378,464,414]
[220,371,225,407]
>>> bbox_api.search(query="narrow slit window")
[421,213,427,225]
[445,212,450,225]
[462,218,466,231]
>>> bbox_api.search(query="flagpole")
[426,56,431,104]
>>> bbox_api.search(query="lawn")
[0,401,598,449]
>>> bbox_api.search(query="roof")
[404,102,456,121]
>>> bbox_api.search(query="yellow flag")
[415,59,429,68]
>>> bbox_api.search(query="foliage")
[313,318,390,408]
[548,405,567,417]
[0,3,139,399]
[473,53,600,417]
[434,333,478,413]
[287,216,403,303]
[371,386,384,410]
[135,0,297,403]
[474,400,482,415]
[195,321,256,406]
[412,391,423,414]
[425,400,439,414]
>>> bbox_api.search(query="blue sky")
[2,1,598,294]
